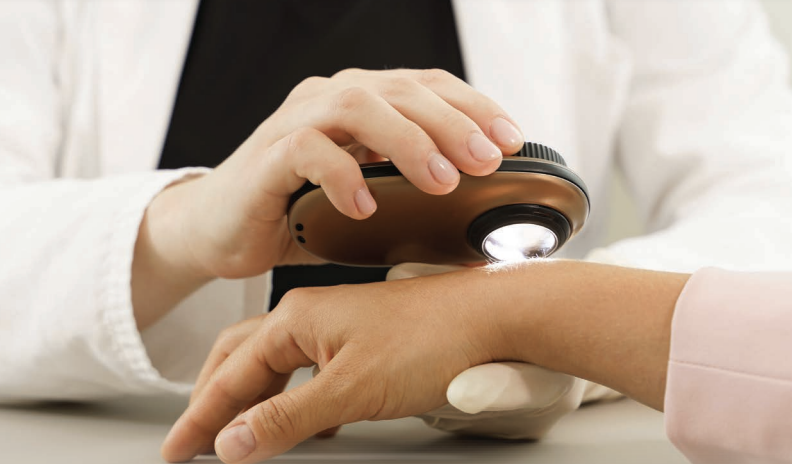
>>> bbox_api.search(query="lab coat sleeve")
[0,1,211,402]
[599,0,792,272]
[665,268,792,464]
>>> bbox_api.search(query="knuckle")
[438,108,467,130]
[284,127,321,155]
[332,86,372,115]
[380,76,418,99]
[481,101,506,121]
[332,67,364,79]
[318,160,353,186]
[214,316,264,352]
[181,409,219,439]
[396,122,431,151]
[253,396,299,440]
[213,375,251,406]
[300,75,327,88]
[214,327,237,350]
[277,287,312,312]
[419,68,452,86]
[278,287,301,307]
[290,75,327,97]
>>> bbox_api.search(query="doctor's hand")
[132,68,524,329]
[387,263,586,440]
[161,266,504,464]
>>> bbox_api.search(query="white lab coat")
[1,0,791,402]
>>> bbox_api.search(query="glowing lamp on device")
[481,223,558,262]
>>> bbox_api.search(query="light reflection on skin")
[483,257,553,273]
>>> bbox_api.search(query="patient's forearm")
[490,261,690,411]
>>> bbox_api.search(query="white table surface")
[0,370,687,464]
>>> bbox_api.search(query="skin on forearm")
[488,260,690,411]
[132,178,215,330]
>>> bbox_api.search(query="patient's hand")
[161,260,685,463]
[161,266,504,464]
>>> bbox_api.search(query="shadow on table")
[191,434,668,464]
[0,394,188,426]
[2,394,678,464]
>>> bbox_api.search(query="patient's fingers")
[192,315,265,404]
[162,323,313,463]
[309,365,343,439]
[240,373,293,414]
[315,425,342,439]
[214,361,358,464]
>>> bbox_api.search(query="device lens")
[482,224,558,262]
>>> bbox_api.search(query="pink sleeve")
[665,268,792,464]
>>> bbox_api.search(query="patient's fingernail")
[216,424,255,463]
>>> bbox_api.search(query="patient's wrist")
[491,260,689,411]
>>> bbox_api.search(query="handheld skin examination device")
[287,142,589,265]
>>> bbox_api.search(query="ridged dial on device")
[513,142,567,166]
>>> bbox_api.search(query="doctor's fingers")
[263,85,461,196]
[337,68,525,153]
[273,70,516,178]
[333,70,506,176]
[245,128,377,220]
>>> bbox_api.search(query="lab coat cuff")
[101,167,210,396]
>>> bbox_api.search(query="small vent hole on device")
[295,223,304,231]
[297,236,306,244]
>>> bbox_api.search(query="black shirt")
[158,0,466,308]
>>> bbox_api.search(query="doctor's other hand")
[131,68,524,329]
[387,263,586,440]
[161,267,503,464]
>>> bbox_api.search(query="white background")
[606,0,792,243]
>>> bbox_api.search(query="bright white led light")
[482,224,558,262]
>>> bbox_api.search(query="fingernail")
[467,132,502,162]
[490,117,524,148]
[216,424,255,463]
[428,153,459,185]
[354,187,376,215]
